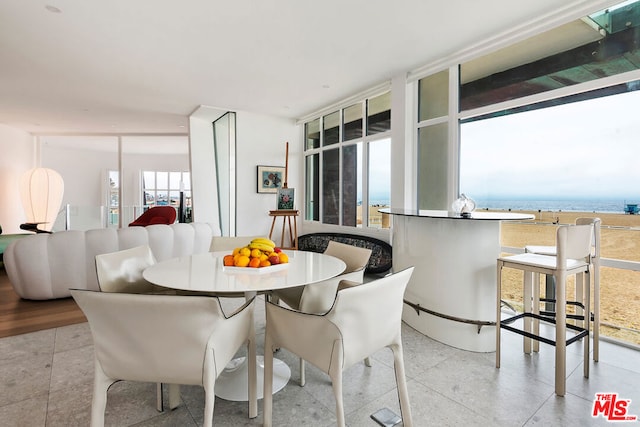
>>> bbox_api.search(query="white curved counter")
[380,208,534,352]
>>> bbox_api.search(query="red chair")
[129,206,177,227]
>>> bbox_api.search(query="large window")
[444,0,640,346]
[457,0,640,211]
[460,86,640,210]
[142,171,191,220]
[304,91,391,228]
[108,170,119,228]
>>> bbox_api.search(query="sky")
[460,89,640,201]
[356,137,391,203]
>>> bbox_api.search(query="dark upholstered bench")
[297,232,392,275]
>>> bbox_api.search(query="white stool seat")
[504,253,589,271]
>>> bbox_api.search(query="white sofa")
[4,223,220,300]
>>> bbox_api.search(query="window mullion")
[338,109,344,226]
[361,100,368,228]
[318,116,324,223]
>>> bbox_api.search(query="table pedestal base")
[214,355,291,401]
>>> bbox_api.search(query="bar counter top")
[379,208,534,221]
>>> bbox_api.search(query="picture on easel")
[277,187,295,210]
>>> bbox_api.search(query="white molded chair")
[263,267,414,427]
[95,245,166,294]
[272,240,372,385]
[95,245,177,411]
[524,217,601,361]
[71,290,257,427]
[274,240,372,314]
[497,224,593,396]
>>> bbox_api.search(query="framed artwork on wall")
[257,165,285,193]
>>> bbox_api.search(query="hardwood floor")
[0,267,86,338]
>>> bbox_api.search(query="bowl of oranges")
[222,237,289,273]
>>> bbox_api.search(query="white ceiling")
[0,0,615,135]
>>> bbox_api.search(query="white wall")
[189,107,300,237]
[42,143,118,209]
[235,111,299,237]
[0,124,35,234]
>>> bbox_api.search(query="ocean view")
[364,198,638,214]
[476,199,637,214]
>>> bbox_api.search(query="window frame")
[303,91,392,228]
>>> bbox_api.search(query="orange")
[235,255,250,267]
[239,247,251,257]
[259,259,271,267]
[278,252,289,263]
[223,255,235,266]
[232,247,242,256]
[248,257,261,268]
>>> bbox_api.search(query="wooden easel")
[268,209,299,249]
[268,142,299,249]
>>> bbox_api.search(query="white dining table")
[143,249,346,401]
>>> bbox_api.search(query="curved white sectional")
[4,223,220,300]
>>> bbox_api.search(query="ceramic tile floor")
[1,295,639,426]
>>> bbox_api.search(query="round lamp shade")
[20,168,64,232]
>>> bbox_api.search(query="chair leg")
[247,335,258,419]
[392,344,413,427]
[523,271,533,354]
[583,270,591,379]
[203,387,215,427]
[364,357,372,367]
[555,271,567,396]
[532,272,540,353]
[263,333,274,427]
[496,262,503,369]
[330,371,346,427]
[92,364,114,427]
[168,384,181,410]
[594,259,600,362]
[156,383,163,412]
[299,358,306,386]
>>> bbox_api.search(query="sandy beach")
[499,210,640,346]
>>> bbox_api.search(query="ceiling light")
[45,5,62,13]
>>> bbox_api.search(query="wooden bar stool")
[268,210,299,249]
